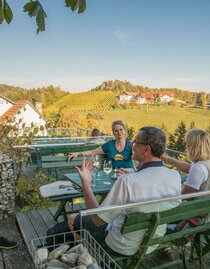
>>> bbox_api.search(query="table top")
[64,170,116,194]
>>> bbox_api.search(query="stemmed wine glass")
[103,160,112,185]
[90,155,100,186]
[93,155,100,180]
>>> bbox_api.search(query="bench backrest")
[41,154,107,172]
[121,196,210,266]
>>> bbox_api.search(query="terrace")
[1,135,210,269]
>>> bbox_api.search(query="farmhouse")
[157,91,174,102]
[0,97,46,135]
[118,92,138,104]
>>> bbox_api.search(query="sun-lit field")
[44,91,117,114]
[80,106,210,134]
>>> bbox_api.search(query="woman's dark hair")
[91,128,101,137]
[139,126,166,158]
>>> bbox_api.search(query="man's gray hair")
[139,126,166,158]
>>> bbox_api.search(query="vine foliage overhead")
[0,0,87,33]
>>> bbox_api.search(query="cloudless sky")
[1,0,210,93]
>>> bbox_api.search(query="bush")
[16,171,54,211]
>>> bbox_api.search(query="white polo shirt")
[98,164,181,256]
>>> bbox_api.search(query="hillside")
[0,84,68,108]
[44,91,118,115]
[80,106,210,134]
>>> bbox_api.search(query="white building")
[158,92,174,102]
[0,99,47,135]
[0,96,14,117]
[119,92,138,104]
[136,94,146,104]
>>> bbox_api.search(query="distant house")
[136,92,156,104]
[157,92,174,102]
[0,96,15,117]
[119,92,138,104]
[0,98,46,135]
[137,93,146,104]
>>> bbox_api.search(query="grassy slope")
[44,91,117,114]
[80,106,210,134]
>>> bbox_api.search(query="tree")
[201,93,207,110]
[168,121,187,152]
[0,0,87,33]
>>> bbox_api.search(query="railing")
[46,127,107,137]
[80,190,210,218]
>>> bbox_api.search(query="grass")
[44,91,118,114]
[80,106,210,134]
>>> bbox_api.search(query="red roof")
[145,92,155,99]
[0,100,28,124]
[158,91,174,97]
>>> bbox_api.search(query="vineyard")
[44,91,118,114]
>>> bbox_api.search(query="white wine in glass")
[103,160,112,185]
[93,155,100,180]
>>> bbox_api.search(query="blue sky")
[1,0,210,93]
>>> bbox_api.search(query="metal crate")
[31,229,122,269]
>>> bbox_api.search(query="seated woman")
[163,128,210,194]
[68,120,133,170]
[162,128,210,238]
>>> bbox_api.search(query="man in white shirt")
[68,126,181,256]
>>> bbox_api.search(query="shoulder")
[190,162,208,173]
[102,139,114,148]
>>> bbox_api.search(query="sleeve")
[101,140,109,153]
[97,175,130,223]
[184,163,208,190]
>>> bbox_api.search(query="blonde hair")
[185,128,210,162]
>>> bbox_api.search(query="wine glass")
[103,160,112,185]
[93,155,100,180]
[90,155,97,187]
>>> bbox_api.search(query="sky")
[1,0,210,93]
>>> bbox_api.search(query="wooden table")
[50,170,116,221]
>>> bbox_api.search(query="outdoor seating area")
[2,127,210,269]
[15,196,210,269]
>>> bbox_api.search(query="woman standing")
[68,120,133,169]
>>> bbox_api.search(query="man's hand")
[117,168,130,177]
[75,158,93,187]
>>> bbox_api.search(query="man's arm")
[75,158,106,227]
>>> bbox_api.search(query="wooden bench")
[108,196,210,269]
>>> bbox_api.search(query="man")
[0,236,17,249]
[68,126,182,256]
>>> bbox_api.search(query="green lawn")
[81,106,210,134]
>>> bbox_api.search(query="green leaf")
[0,0,2,9]
[23,1,39,17]
[36,6,46,33]
[0,7,4,24]
[70,0,79,12]
[65,0,71,7]
[3,0,13,24]
[78,0,86,14]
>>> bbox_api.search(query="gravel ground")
[0,216,34,269]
